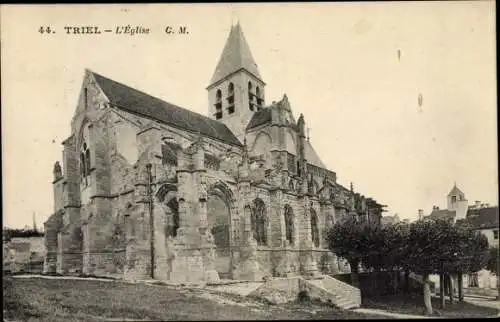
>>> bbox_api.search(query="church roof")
[245,99,326,169]
[448,184,465,197]
[91,71,242,147]
[209,22,262,86]
[246,108,271,130]
[305,141,326,168]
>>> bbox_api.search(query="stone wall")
[49,82,346,282]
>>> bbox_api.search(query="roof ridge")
[90,70,215,121]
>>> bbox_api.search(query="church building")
[44,23,386,283]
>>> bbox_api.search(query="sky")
[1,2,497,229]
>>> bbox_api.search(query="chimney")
[418,209,424,220]
[475,200,481,208]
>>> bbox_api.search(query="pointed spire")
[53,161,62,181]
[209,23,262,85]
[297,113,305,136]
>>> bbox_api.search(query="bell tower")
[207,22,266,142]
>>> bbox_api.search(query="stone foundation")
[56,252,82,275]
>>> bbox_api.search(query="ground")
[3,276,387,321]
[362,293,499,318]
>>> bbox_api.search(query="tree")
[486,246,499,300]
[401,219,464,314]
[362,223,409,293]
[325,217,377,287]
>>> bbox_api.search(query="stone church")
[44,23,386,283]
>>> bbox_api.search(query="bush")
[297,290,310,303]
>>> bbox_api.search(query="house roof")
[465,206,499,230]
[448,184,465,197]
[209,22,262,86]
[426,209,456,221]
[91,71,242,147]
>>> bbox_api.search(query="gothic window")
[215,89,222,120]
[227,83,235,114]
[85,148,91,175]
[451,196,457,203]
[248,82,254,111]
[256,86,262,110]
[204,154,221,170]
[80,153,85,178]
[161,142,179,166]
[284,205,294,245]
[80,142,91,187]
[310,209,320,248]
[251,198,267,245]
[166,198,179,238]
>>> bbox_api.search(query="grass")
[3,276,387,321]
[362,293,499,318]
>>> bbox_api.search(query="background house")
[458,202,499,289]
[423,184,498,291]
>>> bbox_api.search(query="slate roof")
[91,71,242,147]
[305,141,326,168]
[246,100,326,169]
[448,184,465,197]
[465,206,499,230]
[209,22,262,85]
[246,108,271,130]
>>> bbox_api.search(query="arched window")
[227,83,235,114]
[80,142,91,187]
[80,152,86,178]
[251,198,267,245]
[85,148,91,175]
[166,198,179,238]
[215,89,222,120]
[256,86,262,110]
[310,209,320,248]
[284,205,294,245]
[248,82,254,111]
